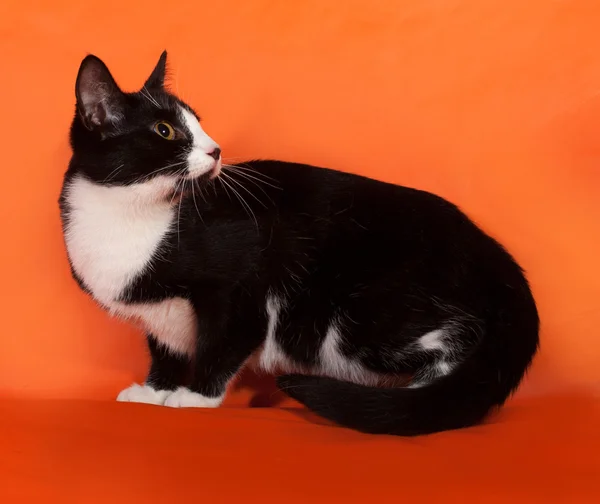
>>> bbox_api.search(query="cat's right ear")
[144,50,168,90]
[75,55,125,131]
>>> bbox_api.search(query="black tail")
[277,299,539,436]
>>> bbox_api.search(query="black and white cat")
[59,51,539,435]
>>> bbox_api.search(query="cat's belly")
[107,298,197,356]
[251,294,381,386]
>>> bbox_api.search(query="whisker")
[169,176,186,206]
[223,169,278,206]
[224,166,282,191]
[221,157,257,165]
[223,163,279,184]
[220,172,267,209]
[190,178,205,225]
[103,164,125,183]
[197,179,209,204]
[176,179,185,247]
[218,177,233,202]
[219,176,258,229]
[141,86,161,108]
[134,162,188,184]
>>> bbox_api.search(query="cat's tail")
[277,298,539,436]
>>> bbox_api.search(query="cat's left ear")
[144,50,168,90]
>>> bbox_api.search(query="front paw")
[164,387,224,408]
[116,383,171,405]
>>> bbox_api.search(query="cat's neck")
[66,174,176,216]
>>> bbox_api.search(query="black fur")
[60,52,539,435]
[146,335,190,391]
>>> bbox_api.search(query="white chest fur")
[63,175,197,356]
[114,298,197,355]
[63,175,175,306]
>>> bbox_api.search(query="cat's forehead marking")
[178,105,200,129]
[178,105,217,151]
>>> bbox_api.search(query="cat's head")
[69,51,221,202]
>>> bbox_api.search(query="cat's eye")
[153,122,176,140]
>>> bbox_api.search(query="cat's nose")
[208,147,221,160]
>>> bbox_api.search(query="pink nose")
[208,148,221,160]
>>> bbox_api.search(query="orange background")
[0,0,598,399]
[0,1,599,502]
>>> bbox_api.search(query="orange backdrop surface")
[0,0,599,402]
[1,2,600,503]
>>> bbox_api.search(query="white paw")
[163,387,224,408]
[116,383,171,405]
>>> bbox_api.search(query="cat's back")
[241,159,469,231]
[240,160,516,283]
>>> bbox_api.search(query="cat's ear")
[75,55,124,131]
[144,50,168,90]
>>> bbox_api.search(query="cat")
[59,51,539,436]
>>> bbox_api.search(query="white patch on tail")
[410,323,467,388]
[319,319,380,386]
[418,329,447,351]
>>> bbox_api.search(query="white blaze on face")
[178,105,221,178]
